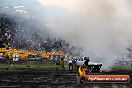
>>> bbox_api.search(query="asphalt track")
[0,70,131,88]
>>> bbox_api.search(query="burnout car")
[68,57,102,72]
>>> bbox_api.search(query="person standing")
[60,56,65,70]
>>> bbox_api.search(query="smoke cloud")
[1,0,132,69]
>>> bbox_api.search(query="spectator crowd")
[0,14,76,55]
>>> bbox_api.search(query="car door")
[76,58,84,66]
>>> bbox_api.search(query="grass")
[0,63,58,71]
[112,65,132,70]
[0,62,131,71]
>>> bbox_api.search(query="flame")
[78,66,85,76]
